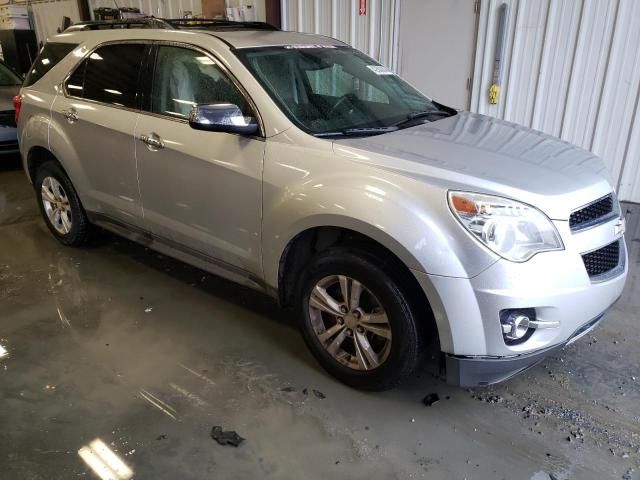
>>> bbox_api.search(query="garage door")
[471,0,640,203]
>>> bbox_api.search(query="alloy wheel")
[308,275,392,370]
[41,176,73,235]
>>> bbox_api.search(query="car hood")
[332,111,613,220]
[0,85,19,111]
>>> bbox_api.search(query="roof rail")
[65,18,173,32]
[165,18,279,31]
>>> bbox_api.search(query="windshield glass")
[235,46,454,136]
[0,62,21,86]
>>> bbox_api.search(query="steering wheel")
[327,93,359,117]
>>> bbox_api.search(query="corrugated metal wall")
[88,0,201,18]
[281,0,399,70]
[471,0,640,203]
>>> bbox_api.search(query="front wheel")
[297,249,423,391]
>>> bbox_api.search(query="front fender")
[262,131,499,289]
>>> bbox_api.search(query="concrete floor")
[1,158,639,480]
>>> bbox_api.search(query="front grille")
[582,240,620,279]
[0,110,15,128]
[570,194,614,231]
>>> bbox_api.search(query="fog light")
[500,309,535,344]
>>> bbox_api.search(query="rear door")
[134,43,264,275]
[51,42,149,224]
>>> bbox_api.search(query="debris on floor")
[470,390,504,404]
[312,389,326,399]
[210,426,245,447]
[156,434,166,441]
[280,386,296,393]
[567,427,585,442]
[422,393,440,406]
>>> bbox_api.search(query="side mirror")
[189,103,259,135]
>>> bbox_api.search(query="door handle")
[139,132,165,151]
[63,108,78,123]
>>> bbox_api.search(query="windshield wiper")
[391,110,454,129]
[314,126,398,138]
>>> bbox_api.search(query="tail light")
[13,94,22,124]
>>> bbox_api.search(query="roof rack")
[165,18,279,31]
[65,18,173,32]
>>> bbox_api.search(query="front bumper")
[412,216,628,385]
[445,311,606,387]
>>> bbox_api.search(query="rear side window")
[24,42,78,87]
[65,43,146,109]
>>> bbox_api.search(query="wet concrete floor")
[1,158,639,480]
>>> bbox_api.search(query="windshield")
[235,46,454,136]
[0,62,21,86]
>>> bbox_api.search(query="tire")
[34,160,92,246]
[297,248,423,391]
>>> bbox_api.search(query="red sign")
[359,0,367,16]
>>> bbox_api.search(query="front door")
[51,43,148,223]
[135,44,264,275]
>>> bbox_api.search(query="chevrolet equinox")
[16,25,628,390]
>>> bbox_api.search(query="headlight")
[448,191,563,262]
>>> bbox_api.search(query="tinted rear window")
[67,43,145,109]
[24,42,78,87]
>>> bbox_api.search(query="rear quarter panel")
[18,41,91,183]
[18,88,57,181]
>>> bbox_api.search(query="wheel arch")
[27,146,64,183]
[276,224,443,350]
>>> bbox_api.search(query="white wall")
[226,0,266,22]
[7,0,80,44]
[281,0,399,71]
[471,0,640,204]
[397,0,477,110]
[30,1,80,42]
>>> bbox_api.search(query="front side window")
[236,46,453,136]
[150,45,251,119]
[65,43,146,109]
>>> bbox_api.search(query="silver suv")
[17,26,628,390]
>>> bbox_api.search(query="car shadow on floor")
[103,230,289,326]
[99,229,443,388]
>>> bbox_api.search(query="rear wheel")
[297,248,423,391]
[35,161,92,246]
